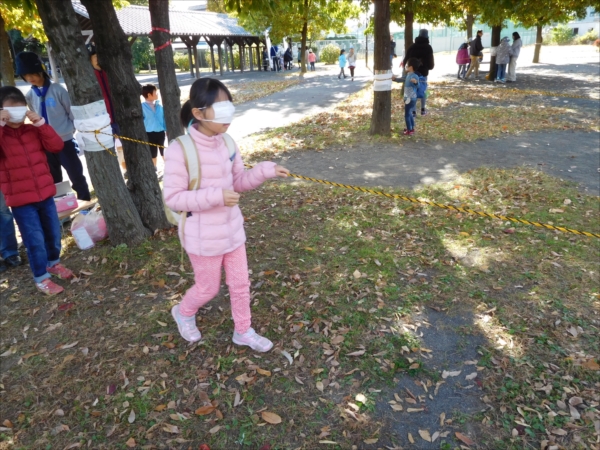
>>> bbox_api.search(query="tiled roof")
[72,1,254,37]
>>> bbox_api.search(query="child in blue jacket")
[338,50,347,79]
[141,84,166,168]
[393,57,421,136]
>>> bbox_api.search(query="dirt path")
[276,130,600,196]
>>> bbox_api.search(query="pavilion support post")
[182,37,198,78]
[187,47,194,77]
[223,42,229,72]
[193,38,200,78]
[230,44,235,71]
[209,44,216,75]
[240,44,244,72]
[217,43,223,76]
[248,44,254,71]
[256,44,261,71]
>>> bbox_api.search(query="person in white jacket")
[507,32,523,82]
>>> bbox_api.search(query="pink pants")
[179,244,252,334]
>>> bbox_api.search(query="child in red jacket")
[0,86,75,295]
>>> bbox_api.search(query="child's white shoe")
[171,304,201,343]
[232,328,273,352]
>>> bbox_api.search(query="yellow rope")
[282,172,600,239]
[97,130,600,239]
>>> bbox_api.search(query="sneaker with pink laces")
[232,328,273,353]
[47,264,74,280]
[35,278,64,295]
[171,304,201,343]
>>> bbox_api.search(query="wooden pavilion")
[71,1,267,77]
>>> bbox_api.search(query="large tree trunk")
[80,0,170,233]
[34,0,151,245]
[0,11,15,87]
[466,14,474,39]
[369,0,391,136]
[300,0,309,74]
[488,25,502,80]
[404,10,414,55]
[148,0,183,140]
[533,23,543,63]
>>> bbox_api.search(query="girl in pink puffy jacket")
[456,41,470,79]
[163,78,289,351]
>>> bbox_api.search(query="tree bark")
[533,23,543,63]
[300,0,309,74]
[365,33,369,70]
[404,10,414,55]
[0,11,15,87]
[34,0,151,245]
[80,0,170,232]
[148,0,183,141]
[488,25,501,80]
[466,14,474,39]
[369,0,391,136]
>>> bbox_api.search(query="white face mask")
[3,106,28,123]
[200,101,235,124]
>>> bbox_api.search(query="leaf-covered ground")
[238,82,600,162]
[1,167,598,450]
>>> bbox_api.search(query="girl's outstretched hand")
[223,189,240,207]
[275,165,290,178]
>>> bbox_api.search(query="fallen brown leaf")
[455,432,475,446]
[195,405,216,416]
[261,411,282,424]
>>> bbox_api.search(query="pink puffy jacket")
[163,125,277,256]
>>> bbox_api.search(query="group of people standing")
[0,48,168,292]
[337,47,357,80]
[458,30,523,82]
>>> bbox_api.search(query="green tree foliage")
[511,0,589,62]
[319,43,340,64]
[222,0,358,73]
[233,0,358,44]
[173,52,190,71]
[131,36,155,71]
[207,0,227,13]
[384,0,456,52]
[1,1,46,41]
[550,24,576,44]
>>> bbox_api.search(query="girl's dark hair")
[513,32,521,40]
[406,57,422,69]
[180,78,233,127]
[340,49,345,55]
[0,86,27,107]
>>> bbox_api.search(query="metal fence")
[306,24,539,62]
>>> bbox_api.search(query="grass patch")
[0,167,598,449]
[239,82,599,161]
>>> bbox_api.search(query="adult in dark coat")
[402,29,435,115]
[465,30,484,79]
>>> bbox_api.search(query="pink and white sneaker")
[35,278,64,295]
[232,328,273,353]
[47,264,74,280]
[171,304,201,343]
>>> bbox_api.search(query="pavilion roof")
[72,1,255,38]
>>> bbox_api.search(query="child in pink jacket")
[163,78,289,352]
